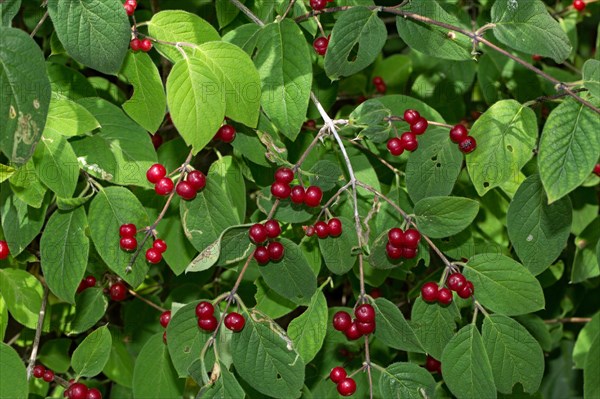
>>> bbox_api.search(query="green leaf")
[88,186,151,287]
[259,238,317,305]
[467,100,537,196]
[147,10,220,62]
[491,0,572,63]
[46,62,97,100]
[584,333,600,399]
[463,253,545,316]
[72,325,112,378]
[222,23,262,55]
[378,362,436,399]
[0,296,7,341]
[538,98,600,203]
[441,324,497,399]
[47,0,130,74]
[0,27,50,165]
[0,164,15,183]
[288,290,328,363]
[406,126,463,203]
[395,2,472,61]
[103,330,134,387]
[482,314,544,394]
[208,156,247,222]
[198,363,245,399]
[121,51,167,133]
[56,194,94,211]
[38,339,72,373]
[255,278,296,320]
[44,97,100,137]
[572,216,600,282]
[507,174,572,275]
[254,20,312,140]
[133,333,185,399]
[573,312,600,369]
[40,207,89,304]
[324,7,387,79]
[232,315,305,399]
[308,160,343,192]
[9,159,47,208]
[68,287,109,335]
[0,343,28,399]
[319,217,358,274]
[0,0,21,26]
[186,225,253,273]
[411,297,460,360]
[166,57,225,154]
[32,129,79,198]
[373,297,423,352]
[414,196,480,238]
[583,59,600,100]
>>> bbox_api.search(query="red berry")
[109,282,128,301]
[0,240,9,260]
[437,287,453,305]
[313,36,329,55]
[119,236,137,251]
[195,301,214,319]
[330,367,347,384]
[68,383,88,399]
[421,282,439,303]
[573,0,586,11]
[337,378,357,396]
[355,303,375,323]
[224,312,245,332]
[130,38,141,51]
[305,225,315,237]
[125,0,137,8]
[86,388,102,399]
[139,39,153,52]
[458,136,477,154]
[400,132,418,152]
[314,221,329,239]
[77,280,88,293]
[304,120,317,129]
[217,125,236,143]
[386,137,404,156]
[187,170,206,192]
[159,310,171,328]
[446,273,467,291]
[84,275,97,288]
[370,288,381,299]
[375,82,387,94]
[274,167,294,184]
[33,365,45,378]
[264,219,281,238]
[403,109,420,125]
[153,239,167,253]
[42,370,55,382]
[155,177,174,195]
[271,182,291,199]
[145,248,162,264]
[425,356,442,373]
[304,186,323,207]
[403,228,421,248]
[449,124,468,143]
[327,218,342,237]
[410,117,428,135]
[119,223,136,238]
[249,223,268,244]
[198,316,218,332]
[386,241,403,259]
[402,247,417,259]
[146,164,166,184]
[267,241,285,261]
[344,322,363,340]
[387,228,404,247]
[310,0,327,10]
[290,185,305,204]
[356,321,375,335]
[593,163,600,176]
[176,181,196,201]
[333,311,352,331]
[457,281,474,299]
[124,3,135,16]
[532,54,542,62]
[372,76,384,85]
[254,246,270,265]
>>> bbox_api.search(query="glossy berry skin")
[400,132,418,152]
[140,39,153,52]
[410,117,429,135]
[264,219,281,238]
[224,312,245,332]
[274,167,294,184]
[330,367,347,384]
[68,383,88,399]
[0,240,9,260]
[254,246,270,265]
[375,82,387,94]
[198,316,218,332]
[437,287,453,305]
[153,239,167,253]
[421,282,439,303]
[386,242,403,259]
[119,223,136,238]
[155,177,174,195]
[304,186,323,207]
[120,236,137,251]
[290,185,305,204]
[387,138,404,156]
[33,365,45,378]
[271,182,291,199]
[344,322,363,340]
[327,218,342,237]
[160,311,171,328]
[459,136,477,154]
[146,164,166,184]
[357,321,375,335]
[187,170,206,191]
[176,181,197,200]
[85,276,97,288]
[267,241,285,261]
[388,228,404,247]
[372,76,384,85]
[310,0,327,10]
[42,370,55,382]
[457,281,474,299]
[446,273,467,291]
[593,164,600,177]
[402,247,417,259]
[403,109,420,125]
[425,356,442,373]
[355,304,375,323]
[337,378,357,396]
[217,125,236,143]
[449,124,468,143]
[573,0,586,11]
[86,388,102,399]
[313,36,329,55]
[333,311,352,331]
[403,229,421,248]
[195,301,214,319]
[145,248,162,264]
[124,3,135,16]
[314,221,329,239]
[130,38,141,51]
[110,282,128,301]
[249,223,268,244]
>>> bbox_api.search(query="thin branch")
[524,88,587,107]
[27,285,49,380]
[30,11,49,37]
[230,0,265,27]
[128,289,167,312]
[544,317,592,324]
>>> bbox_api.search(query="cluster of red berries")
[329,367,357,396]
[214,124,236,143]
[387,109,429,156]
[424,355,442,374]
[118,223,167,264]
[373,76,386,94]
[123,0,137,16]
[305,217,342,238]
[449,124,477,154]
[108,281,128,301]
[250,220,284,265]
[310,0,333,11]
[385,227,421,260]
[270,167,324,207]
[0,240,9,260]
[421,272,474,305]
[573,0,586,11]
[64,382,102,399]
[593,163,600,177]
[76,276,97,293]
[146,164,207,200]
[196,301,246,333]
[130,38,152,52]
[333,303,376,340]
[313,36,329,56]
[32,364,55,383]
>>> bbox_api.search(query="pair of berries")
[146,239,167,264]
[0,240,9,260]
[305,218,342,238]
[159,310,171,328]
[446,272,474,299]
[373,76,386,94]
[270,167,324,207]
[310,0,333,11]
[330,367,357,396]
[386,109,429,156]
[573,0,586,11]
[449,124,477,154]
[313,36,329,55]
[385,228,421,260]
[214,124,236,143]
[119,223,138,251]
[32,365,55,383]
[123,0,137,16]
[130,38,152,52]
[64,382,102,399]
[76,276,97,293]
[424,356,442,374]
[109,281,128,301]
[250,220,285,264]
[333,304,376,340]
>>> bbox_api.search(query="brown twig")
[544,317,592,324]
[26,285,49,380]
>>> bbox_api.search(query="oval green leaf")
[378,362,436,399]
[0,343,28,399]
[72,325,112,378]
[414,196,480,238]
[373,297,423,353]
[287,290,328,363]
